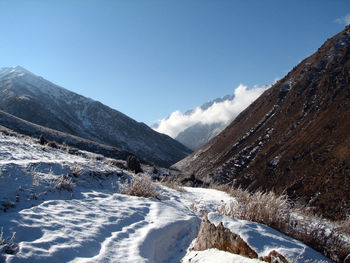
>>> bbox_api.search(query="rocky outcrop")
[192,213,333,263]
[261,250,289,263]
[192,216,258,259]
[193,216,290,262]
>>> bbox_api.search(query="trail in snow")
[0,132,236,262]
[0,132,334,263]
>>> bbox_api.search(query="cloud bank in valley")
[154,84,268,138]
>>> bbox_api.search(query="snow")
[0,66,192,167]
[207,212,332,263]
[182,249,261,263]
[0,132,333,263]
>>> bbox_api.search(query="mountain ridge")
[173,25,350,220]
[0,66,191,167]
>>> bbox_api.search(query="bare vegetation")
[69,165,84,177]
[121,174,160,199]
[0,227,17,254]
[54,174,75,192]
[215,186,350,263]
[217,187,291,229]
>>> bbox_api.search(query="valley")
[0,13,349,263]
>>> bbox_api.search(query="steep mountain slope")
[0,66,191,167]
[174,26,350,220]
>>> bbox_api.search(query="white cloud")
[154,84,268,138]
[335,13,350,26]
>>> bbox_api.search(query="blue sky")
[0,0,349,125]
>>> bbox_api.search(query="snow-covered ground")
[0,132,332,262]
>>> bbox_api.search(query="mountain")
[175,95,235,150]
[153,94,235,150]
[0,66,191,167]
[173,26,350,220]
[175,122,225,151]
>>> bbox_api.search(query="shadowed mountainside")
[173,26,350,220]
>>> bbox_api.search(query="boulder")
[192,216,258,259]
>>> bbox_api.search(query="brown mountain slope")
[173,26,350,220]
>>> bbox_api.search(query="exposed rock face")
[0,66,192,167]
[193,216,258,259]
[173,25,350,219]
[193,213,333,263]
[262,250,289,263]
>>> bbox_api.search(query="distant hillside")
[153,95,235,150]
[173,26,350,220]
[0,110,132,161]
[0,66,191,167]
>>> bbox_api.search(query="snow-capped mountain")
[153,95,235,151]
[173,25,350,220]
[0,66,191,167]
[153,84,267,151]
[175,95,235,150]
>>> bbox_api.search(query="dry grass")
[215,185,350,263]
[121,175,161,200]
[54,174,75,192]
[0,227,17,254]
[340,217,350,235]
[218,187,291,230]
[69,165,84,177]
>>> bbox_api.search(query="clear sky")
[0,0,349,125]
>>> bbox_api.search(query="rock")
[192,216,258,259]
[260,250,289,263]
[126,155,142,174]
[181,173,205,187]
[39,134,48,145]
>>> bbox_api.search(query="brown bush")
[121,175,160,199]
[54,175,75,192]
[215,186,350,262]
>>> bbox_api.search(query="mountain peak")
[0,67,191,167]
[14,65,31,73]
[0,65,35,79]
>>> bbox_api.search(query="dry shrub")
[69,165,83,177]
[55,175,75,192]
[340,217,350,235]
[0,227,17,254]
[121,175,160,199]
[218,187,291,230]
[216,186,350,263]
